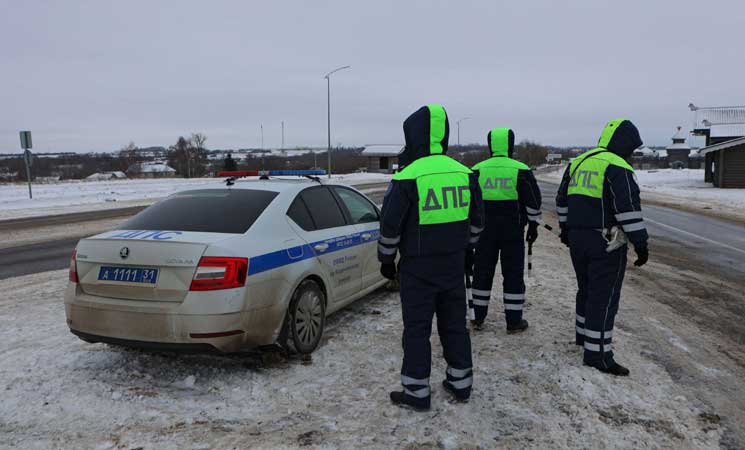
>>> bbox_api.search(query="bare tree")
[167,136,191,177]
[514,140,549,168]
[189,132,208,177]
[118,141,139,172]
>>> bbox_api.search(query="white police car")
[65,171,386,354]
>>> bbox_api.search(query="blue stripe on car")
[247,228,380,276]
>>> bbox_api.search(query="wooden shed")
[361,145,403,174]
[699,136,745,188]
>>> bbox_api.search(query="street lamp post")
[455,117,471,147]
[324,65,351,178]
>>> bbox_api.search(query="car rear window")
[122,189,278,234]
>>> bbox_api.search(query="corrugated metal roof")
[699,136,745,155]
[361,145,403,157]
[709,124,745,138]
[691,105,745,128]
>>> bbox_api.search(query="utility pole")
[281,121,285,150]
[19,131,33,199]
[260,123,265,170]
[324,65,351,178]
[456,117,471,147]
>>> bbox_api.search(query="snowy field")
[0,173,392,220]
[0,231,724,450]
[538,167,745,222]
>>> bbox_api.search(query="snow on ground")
[537,166,745,222]
[0,173,392,221]
[0,232,722,449]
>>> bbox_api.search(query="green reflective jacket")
[567,149,634,199]
[393,155,472,225]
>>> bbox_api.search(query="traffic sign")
[20,131,32,149]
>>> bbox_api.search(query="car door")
[331,186,384,290]
[291,186,363,304]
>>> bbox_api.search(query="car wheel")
[286,279,326,354]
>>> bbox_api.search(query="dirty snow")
[0,230,724,449]
[0,173,391,220]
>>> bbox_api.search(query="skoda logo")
[119,247,130,259]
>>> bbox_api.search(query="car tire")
[284,279,326,354]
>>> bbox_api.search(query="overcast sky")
[1,0,743,153]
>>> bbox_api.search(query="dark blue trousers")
[399,257,473,406]
[471,225,526,325]
[569,229,627,368]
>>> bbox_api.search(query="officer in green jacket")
[378,104,484,411]
[470,128,542,332]
[556,119,649,376]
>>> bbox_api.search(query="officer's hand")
[634,246,648,267]
[464,248,475,275]
[380,262,397,280]
[559,228,570,247]
[526,222,539,244]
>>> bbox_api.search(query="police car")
[65,170,386,354]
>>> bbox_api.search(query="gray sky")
[1,0,743,153]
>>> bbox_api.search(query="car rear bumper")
[65,289,288,352]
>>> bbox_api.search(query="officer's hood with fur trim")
[597,119,643,158]
[487,128,515,158]
[399,104,450,167]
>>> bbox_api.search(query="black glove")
[380,262,397,280]
[634,246,648,267]
[526,222,539,244]
[559,228,570,247]
[465,248,475,275]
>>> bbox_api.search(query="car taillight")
[189,257,248,291]
[69,249,79,283]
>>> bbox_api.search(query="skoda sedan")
[65,177,386,354]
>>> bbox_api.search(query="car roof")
[184,177,349,194]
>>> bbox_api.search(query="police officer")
[470,128,542,332]
[378,104,484,411]
[556,119,649,377]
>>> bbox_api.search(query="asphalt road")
[536,180,745,278]
[0,184,391,280]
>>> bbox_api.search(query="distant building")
[85,171,127,181]
[666,126,692,169]
[698,137,745,188]
[127,163,176,178]
[689,104,745,185]
[361,145,403,173]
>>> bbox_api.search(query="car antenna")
[304,175,322,183]
[225,176,236,186]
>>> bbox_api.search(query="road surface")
[536,180,745,278]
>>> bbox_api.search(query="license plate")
[98,266,159,284]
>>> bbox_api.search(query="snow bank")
[0,232,722,449]
[0,174,391,221]
[635,169,745,214]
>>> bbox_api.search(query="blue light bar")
[263,169,327,176]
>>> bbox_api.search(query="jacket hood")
[487,128,515,158]
[597,119,642,158]
[400,104,449,166]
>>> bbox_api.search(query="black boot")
[441,380,469,403]
[585,361,630,377]
[470,318,484,330]
[506,319,529,334]
[389,391,430,412]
